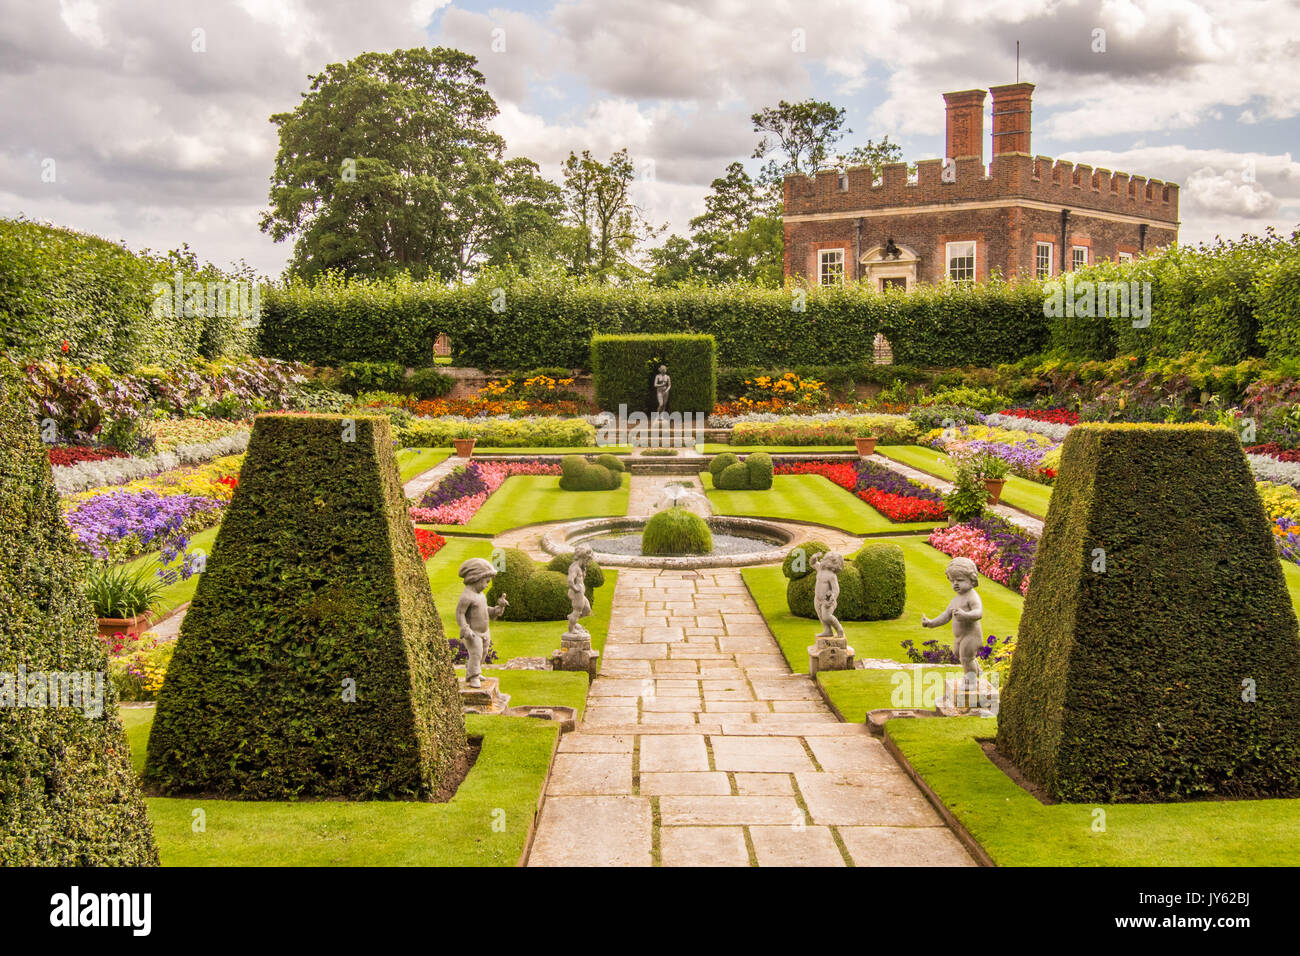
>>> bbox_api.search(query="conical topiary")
[0,363,157,865]
[143,413,466,799]
[997,424,1300,802]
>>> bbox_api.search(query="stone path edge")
[879,723,995,867]
[516,720,564,867]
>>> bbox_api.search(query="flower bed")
[409,460,561,525]
[63,454,244,509]
[52,431,250,495]
[147,417,251,452]
[859,488,947,521]
[730,413,916,445]
[774,460,857,490]
[774,459,946,521]
[65,489,221,562]
[47,445,129,467]
[102,631,175,702]
[925,423,1060,482]
[927,515,1037,595]
[1247,442,1300,463]
[399,415,596,448]
[982,412,1073,442]
[414,528,448,560]
[997,408,1079,426]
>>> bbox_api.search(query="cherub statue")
[812,551,845,639]
[455,557,508,688]
[921,556,984,684]
[654,364,671,414]
[566,545,595,637]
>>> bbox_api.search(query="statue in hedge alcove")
[654,364,671,413]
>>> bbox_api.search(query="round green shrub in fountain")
[522,570,571,620]
[641,507,713,555]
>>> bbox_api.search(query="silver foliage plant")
[52,433,250,495]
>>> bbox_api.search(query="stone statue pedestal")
[938,676,999,716]
[808,635,855,676]
[551,630,600,680]
[459,677,511,715]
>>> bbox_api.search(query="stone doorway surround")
[860,242,919,291]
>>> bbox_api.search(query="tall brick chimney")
[990,82,1034,156]
[943,89,987,162]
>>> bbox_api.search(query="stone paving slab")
[525,497,978,868]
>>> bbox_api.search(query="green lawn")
[422,473,629,535]
[697,444,857,455]
[816,667,962,722]
[470,446,632,456]
[396,447,452,482]
[704,472,942,536]
[1286,561,1300,606]
[876,445,1054,518]
[123,708,556,866]
[453,668,590,717]
[426,537,617,663]
[741,535,1024,675]
[887,717,1300,866]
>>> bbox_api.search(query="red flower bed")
[216,475,239,489]
[858,487,946,521]
[1246,443,1300,462]
[999,408,1079,425]
[48,445,128,467]
[774,461,856,491]
[414,528,448,560]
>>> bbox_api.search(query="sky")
[2,0,1298,277]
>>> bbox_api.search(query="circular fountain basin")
[542,515,795,568]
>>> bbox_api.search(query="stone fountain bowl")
[541,515,796,569]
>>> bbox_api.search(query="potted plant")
[976,454,1011,504]
[452,428,477,458]
[87,561,166,638]
[854,434,879,457]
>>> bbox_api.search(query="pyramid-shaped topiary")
[0,364,157,865]
[997,423,1300,802]
[143,413,466,799]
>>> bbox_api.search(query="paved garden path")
[527,472,975,867]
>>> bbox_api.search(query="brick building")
[782,83,1180,289]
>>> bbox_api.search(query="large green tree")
[260,47,560,281]
[561,149,661,282]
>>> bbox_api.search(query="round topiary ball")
[595,453,625,473]
[487,547,535,621]
[523,569,571,621]
[716,461,751,490]
[547,553,606,595]
[709,452,739,478]
[853,542,907,620]
[641,507,713,555]
[786,562,866,620]
[781,541,829,579]
[746,452,773,490]
[604,464,623,489]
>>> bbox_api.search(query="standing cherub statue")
[565,545,595,637]
[654,364,671,414]
[812,551,845,639]
[455,557,508,688]
[921,556,984,684]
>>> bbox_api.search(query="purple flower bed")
[968,512,1039,587]
[418,463,489,510]
[961,439,1053,474]
[854,459,945,502]
[65,490,220,562]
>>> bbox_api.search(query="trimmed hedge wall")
[0,365,157,865]
[996,423,1300,802]
[0,219,255,370]
[591,333,717,413]
[143,413,467,799]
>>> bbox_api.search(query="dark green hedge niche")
[591,333,717,414]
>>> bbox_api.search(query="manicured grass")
[470,446,632,456]
[422,473,629,535]
[425,537,617,663]
[124,707,557,866]
[887,717,1300,866]
[1285,560,1300,607]
[704,472,942,536]
[454,668,590,718]
[697,444,856,455]
[118,525,221,618]
[396,447,451,482]
[875,445,1054,518]
[816,667,962,723]
[742,535,1024,674]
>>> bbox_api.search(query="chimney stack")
[943,89,987,163]
[990,82,1034,156]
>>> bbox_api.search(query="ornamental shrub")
[546,553,606,595]
[709,452,739,477]
[485,548,605,620]
[523,570,571,621]
[398,416,596,448]
[559,455,621,491]
[787,563,867,620]
[142,413,467,799]
[591,333,717,413]
[746,452,773,490]
[487,547,536,622]
[338,361,407,395]
[404,366,455,399]
[595,453,625,473]
[641,507,712,555]
[716,462,752,490]
[996,423,1300,802]
[853,542,906,620]
[0,365,158,865]
[782,541,829,580]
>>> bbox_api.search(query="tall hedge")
[0,219,256,370]
[0,365,157,865]
[591,333,717,413]
[143,413,467,799]
[996,423,1300,802]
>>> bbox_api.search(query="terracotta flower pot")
[854,436,878,457]
[453,438,476,458]
[97,612,153,639]
[984,479,1007,505]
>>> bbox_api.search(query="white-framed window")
[946,241,976,282]
[1035,241,1054,279]
[1117,252,1134,265]
[1072,245,1089,270]
[818,249,845,286]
